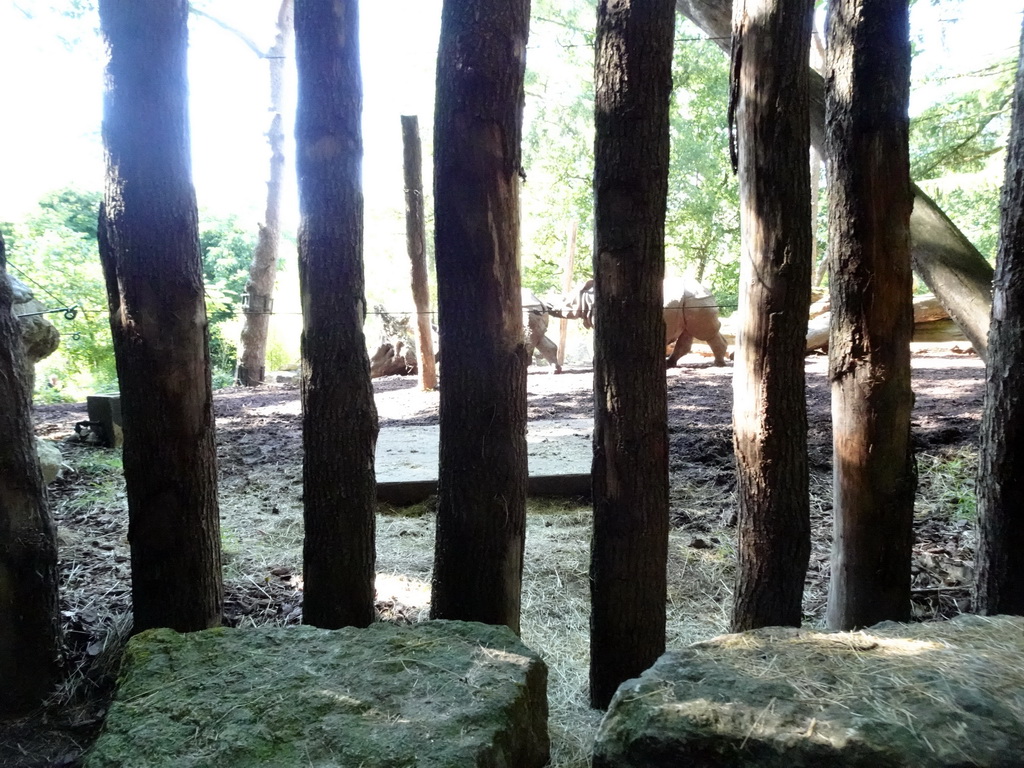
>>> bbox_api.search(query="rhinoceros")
[521,288,561,373]
[549,277,729,367]
[369,291,562,377]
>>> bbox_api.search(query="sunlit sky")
[0,0,1020,229]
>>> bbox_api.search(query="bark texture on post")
[975,23,1024,616]
[729,0,813,632]
[98,0,222,633]
[401,114,437,392]
[0,233,61,715]
[824,0,915,631]
[295,0,377,629]
[237,0,293,386]
[674,0,995,360]
[590,0,674,709]
[430,0,531,633]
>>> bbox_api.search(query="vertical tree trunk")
[810,149,828,286]
[557,221,577,370]
[825,0,915,630]
[975,22,1024,617]
[98,0,222,633]
[675,0,995,361]
[295,0,377,629]
[430,0,531,633]
[237,0,294,386]
[590,0,674,709]
[0,233,61,715]
[401,114,437,392]
[729,0,814,632]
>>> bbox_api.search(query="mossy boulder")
[86,620,548,767]
[593,614,1024,768]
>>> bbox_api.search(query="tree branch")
[189,5,266,58]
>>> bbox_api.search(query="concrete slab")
[375,417,593,503]
[376,417,592,482]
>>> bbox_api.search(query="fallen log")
[720,294,969,352]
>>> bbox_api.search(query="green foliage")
[37,187,102,236]
[916,449,977,521]
[907,5,1016,267]
[521,6,742,308]
[521,0,597,295]
[5,189,260,393]
[666,21,740,294]
[921,179,1003,263]
[208,322,239,378]
[199,215,257,323]
[5,188,116,391]
[264,331,295,372]
[911,59,1015,180]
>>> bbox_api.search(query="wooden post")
[401,114,437,391]
[825,0,915,630]
[557,221,577,369]
[729,0,814,631]
[590,0,675,709]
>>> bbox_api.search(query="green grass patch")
[916,447,977,521]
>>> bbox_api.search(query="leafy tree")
[911,51,1016,265]
[5,190,261,389]
[666,21,739,294]
[199,215,256,323]
[4,189,115,389]
[911,60,1015,180]
[522,3,740,315]
[522,0,596,293]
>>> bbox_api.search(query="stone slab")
[593,614,1024,768]
[86,621,549,768]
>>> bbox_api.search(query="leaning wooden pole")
[401,114,437,391]
[674,0,994,360]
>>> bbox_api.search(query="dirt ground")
[4,346,984,767]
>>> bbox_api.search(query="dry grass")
[688,616,1024,760]
[205,483,738,768]
[37,412,980,766]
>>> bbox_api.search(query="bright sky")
[0,0,1020,227]
[0,0,442,227]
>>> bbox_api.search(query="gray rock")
[86,620,549,768]
[35,438,62,484]
[9,274,60,392]
[593,614,1024,768]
